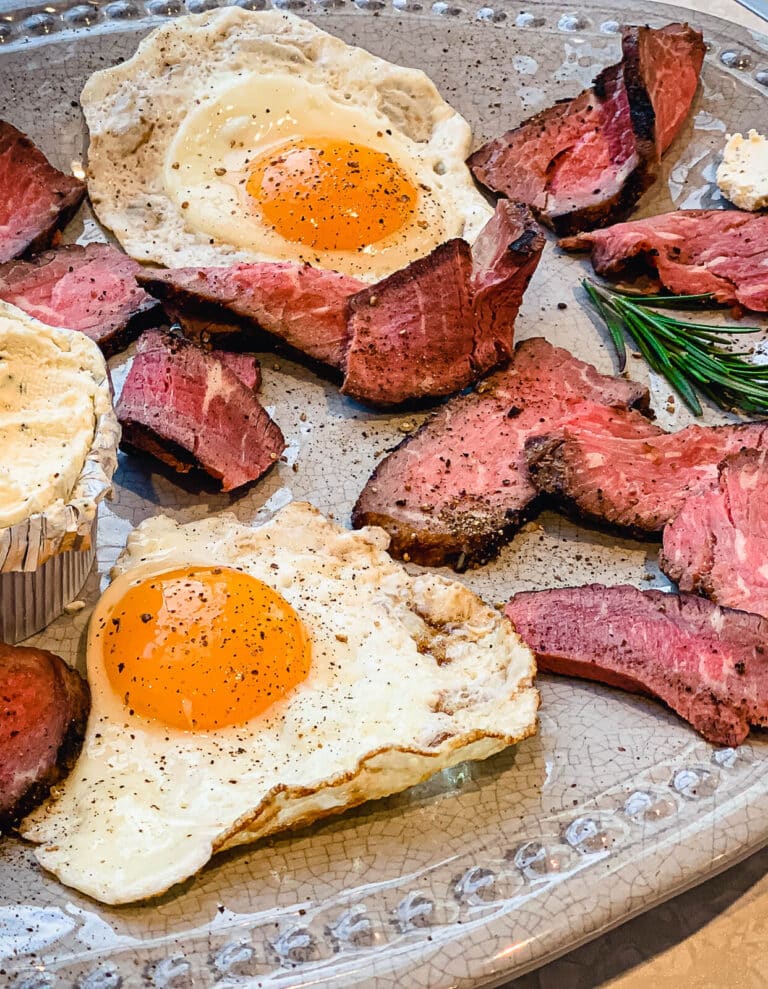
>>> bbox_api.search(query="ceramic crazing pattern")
[0,3,767,987]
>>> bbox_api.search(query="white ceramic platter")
[1,1,768,986]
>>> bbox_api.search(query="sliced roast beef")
[1,643,89,828]
[138,262,364,371]
[352,337,649,568]
[342,240,474,406]
[0,121,86,263]
[468,24,704,235]
[117,329,285,491]
[525,402,768,536]
[560,210,768,311]
[0,244,161,356]
[342,201,545,406]
[505,584,768,746]
[661,449,768,617]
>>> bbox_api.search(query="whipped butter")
[716,130,768,212]
[0,302,108,529]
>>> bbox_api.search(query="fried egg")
[21,503,537,905]
[80,9,493,281]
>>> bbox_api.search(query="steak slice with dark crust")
[138,262,364,371]
[1,643,89,828]
[468,24,704,235]
[117,329,285,491]
[0,244,161,357]
[505,584,768,746]
[525,402,768,536]
[0,121,86,263]
[560,210,768,311]
[352,338,649,569]
[661,449,768,618]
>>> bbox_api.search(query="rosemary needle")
[582,279,768,416]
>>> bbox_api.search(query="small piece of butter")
[716,129,768,212]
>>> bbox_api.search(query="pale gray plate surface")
[1,2,768,987]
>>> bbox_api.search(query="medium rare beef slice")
[526,402,768,536]
[561,210,768,311]
[0,121,86,263]
[469,201,545,369]
[138,262,364,370]
[352,337,650,569]
[0,244,161,356]
[505,584,768,746]
[342,240,475,406]
[117,329,285,491]
[661,448,768,617]
[342,203,545,406]
[468,24,704,235]
[1,643,89,827]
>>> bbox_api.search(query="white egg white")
[80,8,493,281]
[21,502,538,905]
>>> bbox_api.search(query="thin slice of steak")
[0,244,161,356]
[138,262,364,371]
[0,121,86,263]
[1,643,89,828]
[117,329,285,491]
[525,402,768,536]
[661,449,768,617]
[505,584,768,746]
[560,210,768,311]
[352,337,649,568]
[468,24,704,235]
[342,202,544,405]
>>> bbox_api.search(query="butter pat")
[0,303,108,528]
[716,130,768,211]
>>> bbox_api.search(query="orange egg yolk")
[101,566,311,732]
[245,137,418,253]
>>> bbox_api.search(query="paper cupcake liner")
[0,517,97,643]
[0,307,121,640]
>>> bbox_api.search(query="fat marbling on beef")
[525,401,768,536]
[0,120,86,263]
[661,448,768,618]
[468,24,705,235]
[0,244,161,356]
[342,201,544,406]
[505,584,768,746]
[560,210,768,311]
[117,329,284,491]
[1,643,89,827]
[352,337,649,569]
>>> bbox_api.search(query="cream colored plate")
[1,2,767,986]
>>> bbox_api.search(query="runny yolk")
[102,566,311,732]
[245,137,419,253]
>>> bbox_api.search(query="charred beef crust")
[0,644,90,828]
[0,121,86,262]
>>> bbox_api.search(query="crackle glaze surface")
[1,2,768,987]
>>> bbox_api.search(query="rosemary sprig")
[582,279,768,417]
